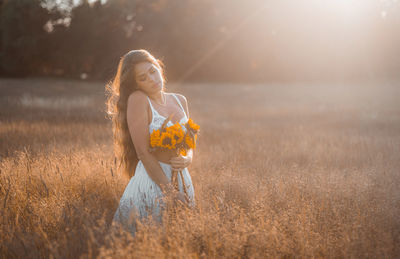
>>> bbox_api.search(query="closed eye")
[137,66,156,81]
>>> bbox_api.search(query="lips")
[153,82,161,88]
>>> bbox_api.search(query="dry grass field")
[0,78,399,258]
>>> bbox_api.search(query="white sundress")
[112,93,195,236]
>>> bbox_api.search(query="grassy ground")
[0,77,399,258]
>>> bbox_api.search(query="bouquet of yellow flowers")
[149,114,200,198]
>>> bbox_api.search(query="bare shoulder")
[171,92,189,117]
[127,90,148,108]
[172,92,188,106]
[127,91,150,123]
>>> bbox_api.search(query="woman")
[106,49,195,235]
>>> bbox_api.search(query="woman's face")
[134,61,163,94]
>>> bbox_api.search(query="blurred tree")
[58,0,138,79]
[0,0,50,76]
[0,0,399,82]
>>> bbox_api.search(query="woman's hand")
[170,152,192,171]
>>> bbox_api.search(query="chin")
[149,88,160,95]
[154,85,163,92]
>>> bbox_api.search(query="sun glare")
[323,0,369,19]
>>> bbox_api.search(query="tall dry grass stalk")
[0,78,399,258]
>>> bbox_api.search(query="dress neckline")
[148,93,188,125]
[154,109,188,125]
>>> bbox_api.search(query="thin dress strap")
[146,96,156,116]
[172,93,187,118]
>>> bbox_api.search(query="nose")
[149,74,159,84]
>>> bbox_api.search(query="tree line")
[1,0,399,82]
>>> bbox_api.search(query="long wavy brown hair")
[106,49,166,178]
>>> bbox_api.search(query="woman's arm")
[127,91,174,194]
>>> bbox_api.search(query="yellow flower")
[149,121,195,152]
[150,129,161,147]
[175,130,185,143]
[185,135,195,149]
[166,123,185,144]
[187,118,200,131]
[180,148,187,156]
[160,132,176,149]
[170,122,181,131]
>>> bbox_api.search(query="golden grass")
[0,78,399,258]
